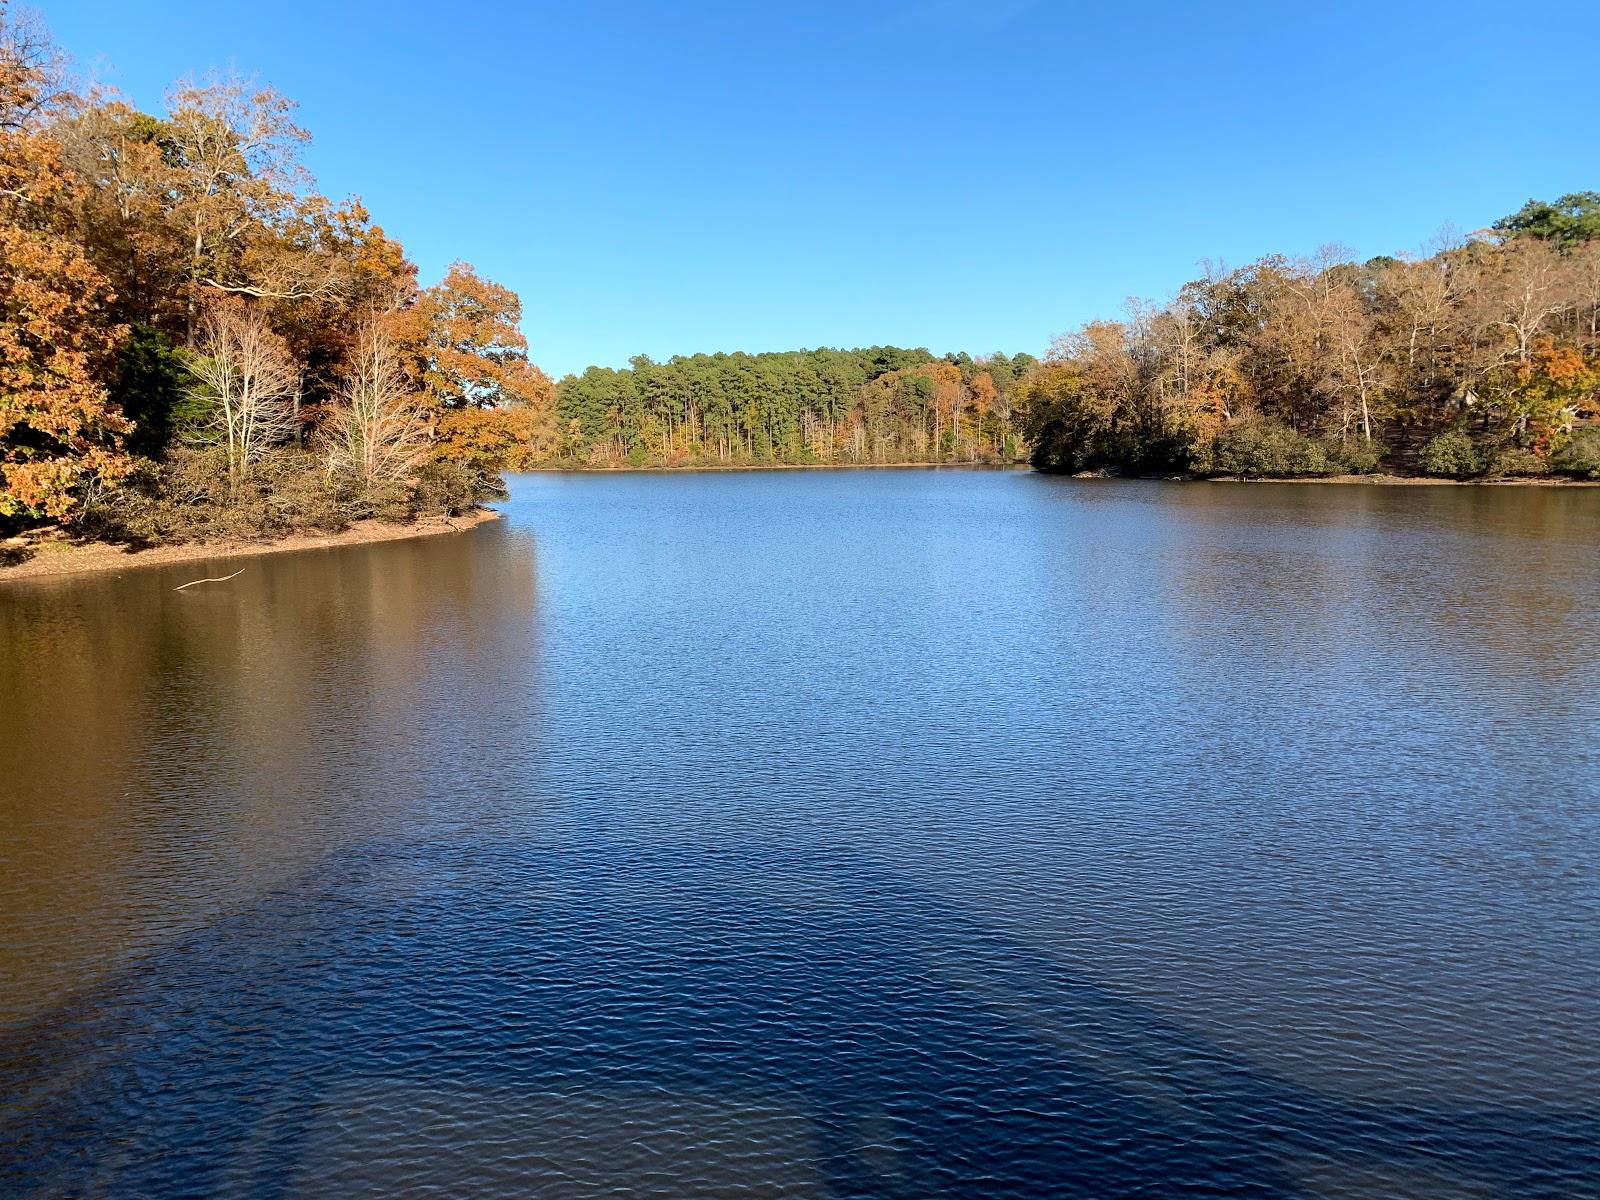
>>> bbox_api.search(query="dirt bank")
[0,508,501,584]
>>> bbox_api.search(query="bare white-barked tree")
[323,317,433,496]
[187,300,301,489]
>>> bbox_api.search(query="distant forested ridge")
[552,348,1036,466]
[1019,193,1600,480]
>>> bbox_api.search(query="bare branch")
[200,277,342,301]
[174,567,245,591]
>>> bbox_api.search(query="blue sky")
[45,0,1600,378]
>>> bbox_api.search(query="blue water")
[2,470,1598,1197]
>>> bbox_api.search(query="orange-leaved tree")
[0,3,131,522]
[399,262,554,471]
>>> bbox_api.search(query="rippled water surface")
[3,470,1599,1198]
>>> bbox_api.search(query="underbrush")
[77,448,494,546]
[1189,419,1383,478]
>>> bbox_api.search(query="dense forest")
[3,4,1598,558]
[554,198,1600,479]
[1019,197,1600,480]
[553,348,1036,466]
[0,3,553,543]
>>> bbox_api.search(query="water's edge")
[0,508,501,585]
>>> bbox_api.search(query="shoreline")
[1126,473,1600,486]
[1176,473,1600,487]
[3,466,1594,585]
[0,508,501,584]
[519,461,1024,474]
[523,462,1598,486]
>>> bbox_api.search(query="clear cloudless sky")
[42,0,1600,378]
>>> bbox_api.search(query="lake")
[2,469,1597,1198]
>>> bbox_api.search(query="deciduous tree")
[323,315,432,494]
[186,299,300,487]
[0,3,131,521]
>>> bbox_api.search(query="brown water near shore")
[0,508,500,583]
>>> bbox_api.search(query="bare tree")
[1570,240,1600,351]
[1326,282,1387,443]
[0,3,69,133]
[163,71,311,338]
[187,301,300,487]
[323,317,433,494]
[1377,256,1452,372]
[1490,237,1573,362]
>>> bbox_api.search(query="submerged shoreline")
[0,508,501,584]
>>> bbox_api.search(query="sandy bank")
[0,508,501,584]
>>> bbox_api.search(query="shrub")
[1419,430,1484,479]
[413,459,488,516]
[1553,427,1600,479]
[1194,419,1332,477]
[80,448,367,545]
[1325,437,1385,475]
[1485,446,1549,478]
[255,450,356,530]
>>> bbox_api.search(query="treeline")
[0,4,552,542]
[1022,195,1600,480]
[8,2,1598,545]
[553,348,1037,466]
[555,194,1600,480]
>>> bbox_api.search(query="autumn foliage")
[0,3,552,533]
[552,348,1032,467]
[1021,226,1600,478]
[0,7,131,518]
[4,1,1598,537]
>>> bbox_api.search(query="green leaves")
[1494,192,1600,247]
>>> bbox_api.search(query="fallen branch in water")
[173,568,246,591]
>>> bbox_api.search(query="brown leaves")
[0,6,560,528]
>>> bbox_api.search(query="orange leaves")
[436,404,551,472]
[1509,338,1600,445]
[1,89,132,519]
[0,5,564,530]
[417,263,554,469]
[1519,338,1593,391]
[970,370,997,415]
[405,262,550,412]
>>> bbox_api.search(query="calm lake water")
[2,470,1598,1199]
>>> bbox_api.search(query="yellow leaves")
[0,458,79,518]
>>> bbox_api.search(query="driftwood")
[173,568,246,591]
